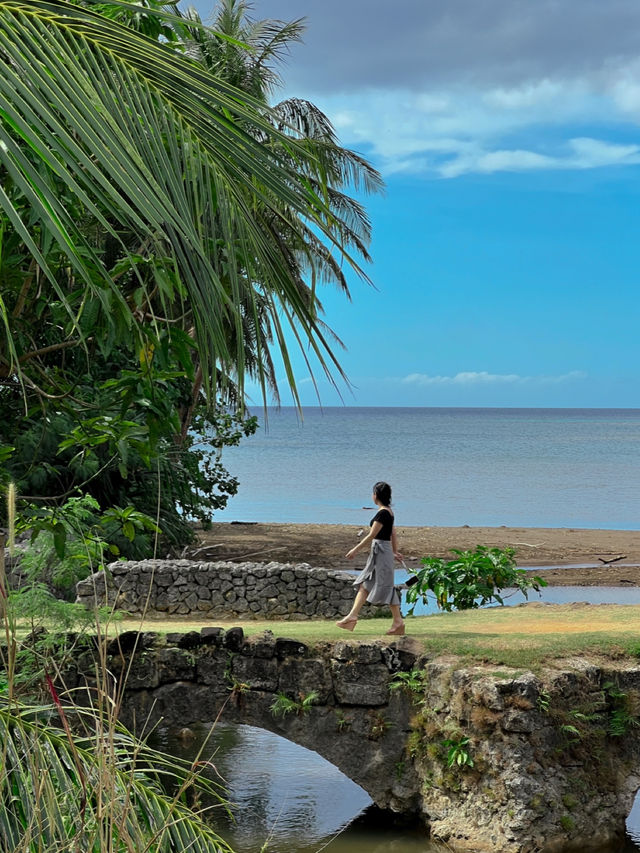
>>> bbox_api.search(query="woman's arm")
[346,521,383,559]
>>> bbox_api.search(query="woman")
[336,481,405,636]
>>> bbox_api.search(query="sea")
[213,407,640,530]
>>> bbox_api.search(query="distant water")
[213,408,640,530]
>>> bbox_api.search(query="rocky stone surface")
[411,658,640,852]
[75,559,368,620]
[60,629,640,852]
[64,628,420,816]
[76,560,364,620]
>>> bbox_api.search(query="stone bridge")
[67,625,640,853]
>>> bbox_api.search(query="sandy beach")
[195,522,640,587]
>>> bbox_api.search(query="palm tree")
[0,0,378,407]
[0,697,233,852]
[175,0,383,408]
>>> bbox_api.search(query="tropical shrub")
[405,546,547,613]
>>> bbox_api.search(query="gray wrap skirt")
[353,539,401,606]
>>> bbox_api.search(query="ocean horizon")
[211,407,640,531]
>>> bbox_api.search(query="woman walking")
[336,481,405,636]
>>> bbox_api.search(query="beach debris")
[187,544,225,557]
[356,528,364,538]
[235,546,287,560]
[598,554,627,565]
[513,542,545,547]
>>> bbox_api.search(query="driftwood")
[598,555,627,565]
[234,546,288,560]
[184,543,225,557]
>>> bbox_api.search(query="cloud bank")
[243,0,640,177]
[401,370,587,386]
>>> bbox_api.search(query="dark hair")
[373,481,392,506]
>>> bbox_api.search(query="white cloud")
[312,77,640,178]
[439,137,640,177]
[402,370,587,386]
[440,148,555,178]
[569,137,640,166]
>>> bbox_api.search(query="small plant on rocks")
[442,736,474,769]
[270,691,319,718]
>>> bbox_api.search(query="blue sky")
[195,0,640,407]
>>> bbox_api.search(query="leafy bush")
[1,353,258,558]
[405,546,547,613]
[15,494,158,597]
[389,669,425,700]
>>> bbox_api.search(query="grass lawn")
[113,603,640,670]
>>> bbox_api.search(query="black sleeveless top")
[370,508,394,541]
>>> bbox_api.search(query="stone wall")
[410,657,640,852]
[61,628,640,853]
[75,559,368,620]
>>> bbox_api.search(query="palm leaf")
[0,701,232,852]
[0,0,371,402]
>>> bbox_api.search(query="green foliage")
[560,815,575,832]
[0,0,380,560]
[625,640,640,658]
[389,668,425,700]
[405,546,548,613]
[1,346,258,556]
[0,698,233,853]
[335,710,351,731]
[10,586,111,636]
[368,712,392,740]
[603,681,640,737]
[270,691,319,718]
[537,689,551,713]
[442,736,474,769]
[14,494,159,595]
[559,723,582,745]
[0,569,230,852]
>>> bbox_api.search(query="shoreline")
[196,522,640,587]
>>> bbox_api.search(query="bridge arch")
[152,720,375,850]
[112,627,421,814]
[81,626,640,853]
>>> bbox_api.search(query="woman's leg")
[336,586,369,628]
[388,604,404,631]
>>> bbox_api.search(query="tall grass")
[0,486,233,853]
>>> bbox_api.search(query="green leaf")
[52,522,67,559]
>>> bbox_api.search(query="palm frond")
[0,0,370,403]
[0,700,232,853]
